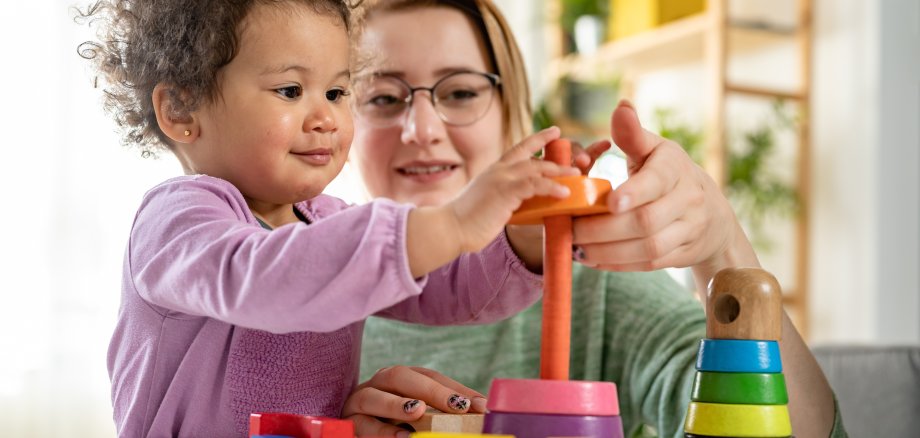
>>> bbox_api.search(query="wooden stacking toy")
[249,412,354,438]
[482,378,622,437]
[683,268,792,438]
[411,433,513,438]
[479,139,623,438]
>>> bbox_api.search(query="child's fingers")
[502,126,561,163]
[341,386,427,422]
[521,159,581,179]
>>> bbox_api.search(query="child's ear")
[152,83,198,144]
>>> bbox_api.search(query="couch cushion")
[812,345,920,438]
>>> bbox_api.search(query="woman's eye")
[275,86,302,99]
[326,88,350,102]
[367,94,401,107]
[444,89,477,101]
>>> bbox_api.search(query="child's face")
[186,3,353,206]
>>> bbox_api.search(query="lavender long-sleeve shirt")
[108,175,542,437]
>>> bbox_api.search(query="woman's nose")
[400,94,446,147]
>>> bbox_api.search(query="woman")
[342,1,846,437]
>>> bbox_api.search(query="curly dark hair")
[76,0,356,157]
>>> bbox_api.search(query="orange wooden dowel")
[540,139,573,380]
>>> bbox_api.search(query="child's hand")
[405,127,579,278]
[448,127,580,253]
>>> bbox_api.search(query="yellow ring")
[684,402,791,437]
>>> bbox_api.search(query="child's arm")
[128,127,575,335]
[128,177,444,334]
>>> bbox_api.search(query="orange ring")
[508,175,612,225]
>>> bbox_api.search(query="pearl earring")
[184,129,191,136]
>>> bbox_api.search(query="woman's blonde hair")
[357,0,532,148]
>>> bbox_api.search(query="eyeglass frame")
[352,70,502,127]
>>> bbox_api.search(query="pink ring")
[486,378,620,416]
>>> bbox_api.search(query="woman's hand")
[572,100,760,295]
[342,366,487,437]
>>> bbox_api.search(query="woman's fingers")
[404,367,487,412]
[363,366,482,414]
[347,413,412,437]
[577,219,696,270]
[342,386,427,421]
[606,141,682,214]
[573,177,693,244]
[572,139,612,175]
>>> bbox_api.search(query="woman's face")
[350,6,504,207]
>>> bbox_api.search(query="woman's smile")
[396,160,461,183]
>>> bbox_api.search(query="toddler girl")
[79,0,574,436]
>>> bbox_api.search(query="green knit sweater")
[360,265,847,437]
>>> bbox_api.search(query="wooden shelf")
[545,0,813,339]
[551,13,798,82]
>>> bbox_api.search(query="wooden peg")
[706,268,783,341]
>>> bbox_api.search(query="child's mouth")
[292,148,333,165]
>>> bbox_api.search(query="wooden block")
[695,339,782,373]
[706,267,783,341]
[683,402,791,437]
[508,175,611,225]
[405,409,484,434]
[412,433,513,438]
[249,412,354,438]
[691,371,788,405]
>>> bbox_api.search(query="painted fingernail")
[573,245,586,261]
[471,396,487,413]
[447,394,470,411]
[397,431,411,438]
[403,399,421,413]
[617,195,631,212]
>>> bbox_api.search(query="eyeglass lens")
[356,72,497,126]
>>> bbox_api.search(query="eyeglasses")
[353,71,501,127]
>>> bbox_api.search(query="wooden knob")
[706,268,783,341]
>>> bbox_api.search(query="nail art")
[403,399,421,413]
[447,394,470,411]
[573,245,586,261]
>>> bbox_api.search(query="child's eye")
[326,87,350,103]
[275,85,303,99]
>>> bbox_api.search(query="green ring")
[691,371,788,405]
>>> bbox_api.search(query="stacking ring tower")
[684,268,792,438]
[482,139,625,438]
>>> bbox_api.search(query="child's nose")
[305,102,336,133]
[400,94,447,148]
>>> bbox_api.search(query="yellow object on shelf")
[608,0,705,40]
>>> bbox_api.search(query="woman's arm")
[573,101,837,437]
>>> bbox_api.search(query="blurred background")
[0,0,916,436]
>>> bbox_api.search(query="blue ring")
[696,339,782,373]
